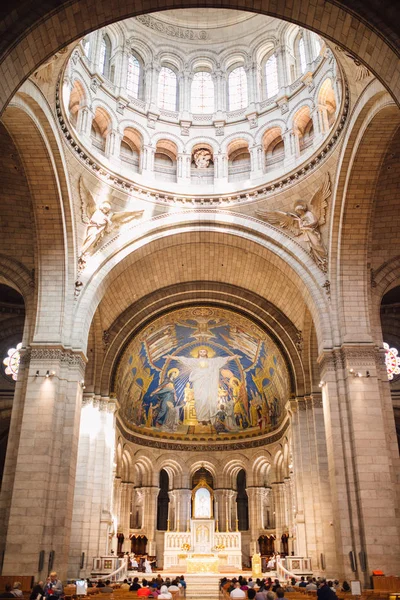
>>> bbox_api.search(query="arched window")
[82,37,91,59]
[99,34,111,78]
[158,67,178,111]
[265,54,279,98]
[237,469,249,531]
[299,37,307,74]
[228,67,248,111]
[157,469,169,531]
[127,55,140,98]
[191,71,214,114]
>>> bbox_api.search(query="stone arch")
[252,453,272,486]
[132,454,153,487]
[317,77,337,126]
[151,132,184,153]
[262,125,285,170]
[68,78,87,127]
[154,457,183,489]
[0,0,398,121]
[73,214,330,355]
[221,456,250,487]
[2,90,75,346]
[331,91,400,343]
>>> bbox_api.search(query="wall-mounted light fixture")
[318,380,326,388]
[349,368,362,378]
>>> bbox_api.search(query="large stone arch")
[0,0,398,116]
[73,215,331,356]
[2,88,76,346]
[90,282,307,398]
[331,89,400,343]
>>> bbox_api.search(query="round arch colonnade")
[0,0,399,589]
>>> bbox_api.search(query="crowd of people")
[86,575,186,598]
[220,576,353,600]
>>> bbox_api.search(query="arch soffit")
[329,87,399,341]
[93,282,306,399]
[3,90,77,345]
[91,99,119,130]
[0,255,35,345]
[0,0,399,119]
[287,99,314,128]
[150,131,184,153]
[73,217,330,353]
[186,136,220,154]
[119,120,150,144]
[68,74,91,106]
[221,131,254,152]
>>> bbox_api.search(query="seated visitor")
[158,587,172,600]
[306,578,317,591]
[11,584,23,598]
[167,580,180,592]
[99,581,113,593]
[137,580,152,597]
[120,580,130,590]
[43,574,63,600]
[341,582,350,593]
[30,582,44,600]
[248,590,256,600]
[230,583,246,599]
[0,585,15,599]
[130,578,141,591]
[276,588,289,600]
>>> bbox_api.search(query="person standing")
[43,573,63,600]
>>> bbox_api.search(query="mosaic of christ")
[115,306,290,439]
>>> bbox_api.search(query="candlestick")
[235,518,239,532]
[167,519,170,532]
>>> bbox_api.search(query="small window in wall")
[159,67,178,111]
[228,67,248,111]
[265,54,279,98]
[127,55,140,98]
[299,38,307,74]
[100,35,111,78]
[191,71,214,114]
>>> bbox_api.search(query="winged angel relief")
[256,173,331,272]
[78,177,144,270]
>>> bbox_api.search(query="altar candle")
[215,500,218,519]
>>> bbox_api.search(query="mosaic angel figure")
[256,173,331,271]
[78,177,143,267]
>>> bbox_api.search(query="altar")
[163,480,242,572]
[187,555,219,573]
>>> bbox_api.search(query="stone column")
[271,482,285,552]
[247,487,262,555]
[105,129,122,161]
[318,346,400,583]
[77,105,94,139]
[0,347,86,580]
[246,63,257,106]
[275,46,288,92]
[214,489,225,530]
[312,104,329,138]
[214,152,228,184]
[68,396,117,578]
[177,153,191,184]
[141,144,155,175]
[250,144,263,178]
[120,482,134,550]
[283,129,300,168]
[141,487,159,555]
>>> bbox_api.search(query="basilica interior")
[0,0,399,592]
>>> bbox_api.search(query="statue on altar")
[194,487,212,518]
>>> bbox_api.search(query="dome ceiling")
[115,306,290,448]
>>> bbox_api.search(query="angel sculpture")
[256,173,331,272]
[78,177,144,268]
